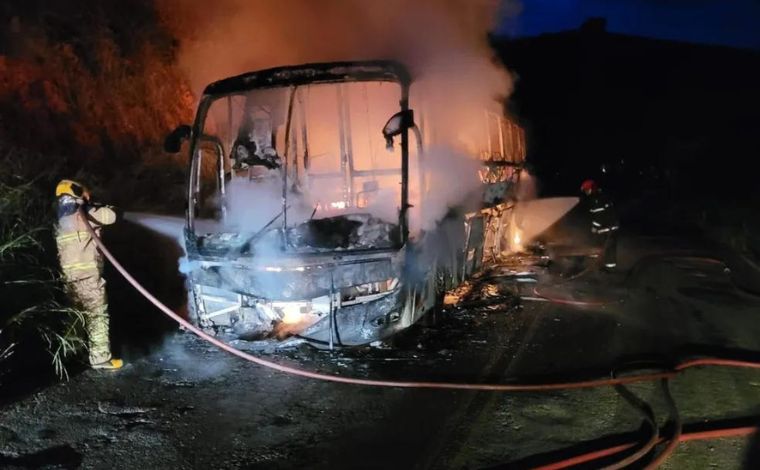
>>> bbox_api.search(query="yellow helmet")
[55,179,89,200]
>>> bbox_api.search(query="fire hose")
[531,286,610,308]
[534,425,757,470]
[79,208,760,467]
[531,254,739,308]
[80,207,674,390]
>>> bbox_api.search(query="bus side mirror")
[382,110,414,150]
[164,125,192,153]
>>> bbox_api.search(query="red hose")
[532,287,609,307]
[79,208,760,392]
[81,209,760,468]
[665,256,726,266]
[534,425,757,470]
[533,443,636,470]
[595,377,669,469]
[532,255,735,309]
[676,357,760,370]
[81,208,679,391]
[80,208,760,390]
[643,379,681,470]
[681,426,757,441]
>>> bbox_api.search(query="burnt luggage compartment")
[165,60,526,347]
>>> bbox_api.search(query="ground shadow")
[0,444,83,469]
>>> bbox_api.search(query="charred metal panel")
[189,255,400,301]
[482,204,511,261]
[464,215,486,278]
[298,288,405,346]
[204,60,411,96]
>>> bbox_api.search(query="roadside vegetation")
[0,0,193,381]
[0,146,88,380]
[0,0,193,208]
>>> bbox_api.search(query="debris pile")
[287,214,398,251]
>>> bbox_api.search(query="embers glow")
[511,227,523,252]
[270,300,325,339]
[279,303,308,324]
[271,298,329,327]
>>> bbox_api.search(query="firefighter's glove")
[101,204,122,221]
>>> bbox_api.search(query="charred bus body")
[166,60,525,347]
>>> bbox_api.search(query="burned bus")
[165,60,525,347]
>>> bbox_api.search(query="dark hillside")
[494,20,760,203]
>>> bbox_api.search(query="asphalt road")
[2,234,760,469]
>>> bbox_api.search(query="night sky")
[501,0,760,50]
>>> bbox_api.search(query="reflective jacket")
[587,191,619,234]
[56,203,116,279]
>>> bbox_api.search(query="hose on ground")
[81,207,683,391]
[532,253,748,307]
[532,286,610,308]
[603,382,660,469]
[79,207,760,389]
[80,208,760,468]
[533,424,756,470]
[594,368,680,469]
[644,378,682,469]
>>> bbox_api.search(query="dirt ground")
[2,231,760,469]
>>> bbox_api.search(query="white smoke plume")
[123,212,186,246]
[161,0,514,100]
[409,146,484,232]
[159,0,519,236]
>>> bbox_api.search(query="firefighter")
[580,179,619,271]
[55,179,123,370]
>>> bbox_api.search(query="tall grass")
[0,1,195,381]
[0,146,88,380]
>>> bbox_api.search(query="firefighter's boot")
[92,358,124,370]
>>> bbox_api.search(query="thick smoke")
[160,0,518,234]
[161,0,512,100]
[409,146,484,232]
[124,1,527,344]
[161,0,514,148]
